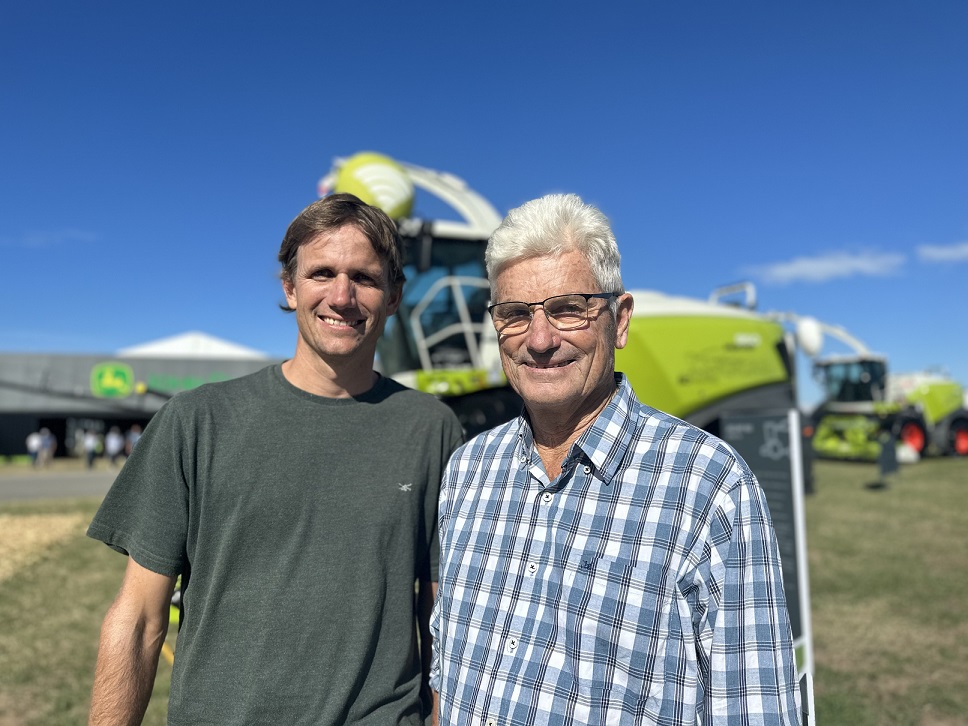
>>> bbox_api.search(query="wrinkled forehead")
[492,250,598,301]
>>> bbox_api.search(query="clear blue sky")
[3,1,966,408]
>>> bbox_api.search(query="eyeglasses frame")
[487,292,620,334]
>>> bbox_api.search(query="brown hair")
[278,193,406,310]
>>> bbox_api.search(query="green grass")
[0,498,170,726]
[806,457,968,725]
[0,458,966,724]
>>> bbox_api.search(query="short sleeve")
[86,398,191,577]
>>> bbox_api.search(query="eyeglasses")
[487,292,619,334]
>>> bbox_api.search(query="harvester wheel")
[949,420,968,457]
[897,418,928,455]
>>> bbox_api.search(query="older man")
[430,194,801,724]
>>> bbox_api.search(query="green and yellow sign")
[91,362,135,398]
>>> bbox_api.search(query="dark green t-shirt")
[88,365,463,725]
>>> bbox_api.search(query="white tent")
[117,332,269,360]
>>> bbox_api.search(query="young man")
[88,194,463,725]
[431,194,801,724]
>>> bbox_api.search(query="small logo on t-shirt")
[398,483,413,492]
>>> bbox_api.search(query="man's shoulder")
[631,401,745,469]
[450,417,518,461]
[375,377,462,421]
[634,404,752,486]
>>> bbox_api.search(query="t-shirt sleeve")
[86,398,191,577]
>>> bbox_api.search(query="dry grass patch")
[0,498,170,726]
[0,514,87,583]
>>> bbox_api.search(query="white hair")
[485,194,624,299]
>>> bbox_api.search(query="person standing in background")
[104,427,125,467]
[83,430,99,470]
[25,430,42,467]
[37,428,56,467]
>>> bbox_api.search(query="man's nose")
[525,307,560,352]
[329,274,356,307]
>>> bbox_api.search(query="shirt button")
[583,465,591,474]
[542,491,553,503]
[506,637,518,653]
[486,719,497,726]
[519,455,527,464]
[527,562,537,575]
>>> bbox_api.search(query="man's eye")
[550,304,584,315]
[499,307,529,321]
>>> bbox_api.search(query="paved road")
[0,467,118,501]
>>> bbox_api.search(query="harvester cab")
[809,353,894,461]
[814,356,888,406]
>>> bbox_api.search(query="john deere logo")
[91,362,135,398]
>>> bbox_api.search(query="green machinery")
[320,153,804,445]
[321,153,818,682]
[776,315,968,460]
[811,356,968,460]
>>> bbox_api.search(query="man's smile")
[321,315,364,329]
[523,359,573,369]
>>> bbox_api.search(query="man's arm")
[416,579,438,725]
[89,557,177,726]
[704,475,801,724]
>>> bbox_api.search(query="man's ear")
[282,276,297,310]
[614,293,634,350]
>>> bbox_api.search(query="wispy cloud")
[917,241,968,263]
[747,250,906,285]
[0,229,99,249]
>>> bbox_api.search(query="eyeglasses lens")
[492,294,590,333]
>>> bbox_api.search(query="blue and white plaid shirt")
[431,375,801,725]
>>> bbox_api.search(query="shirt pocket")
[562,555,671,702]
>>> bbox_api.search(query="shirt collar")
[572,373,639,483]
[516,373,640,485]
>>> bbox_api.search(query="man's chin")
[515,382,578,409]
[299,335,369,362]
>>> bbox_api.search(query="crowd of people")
[24,424,143,469]
[81,424,143,469]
